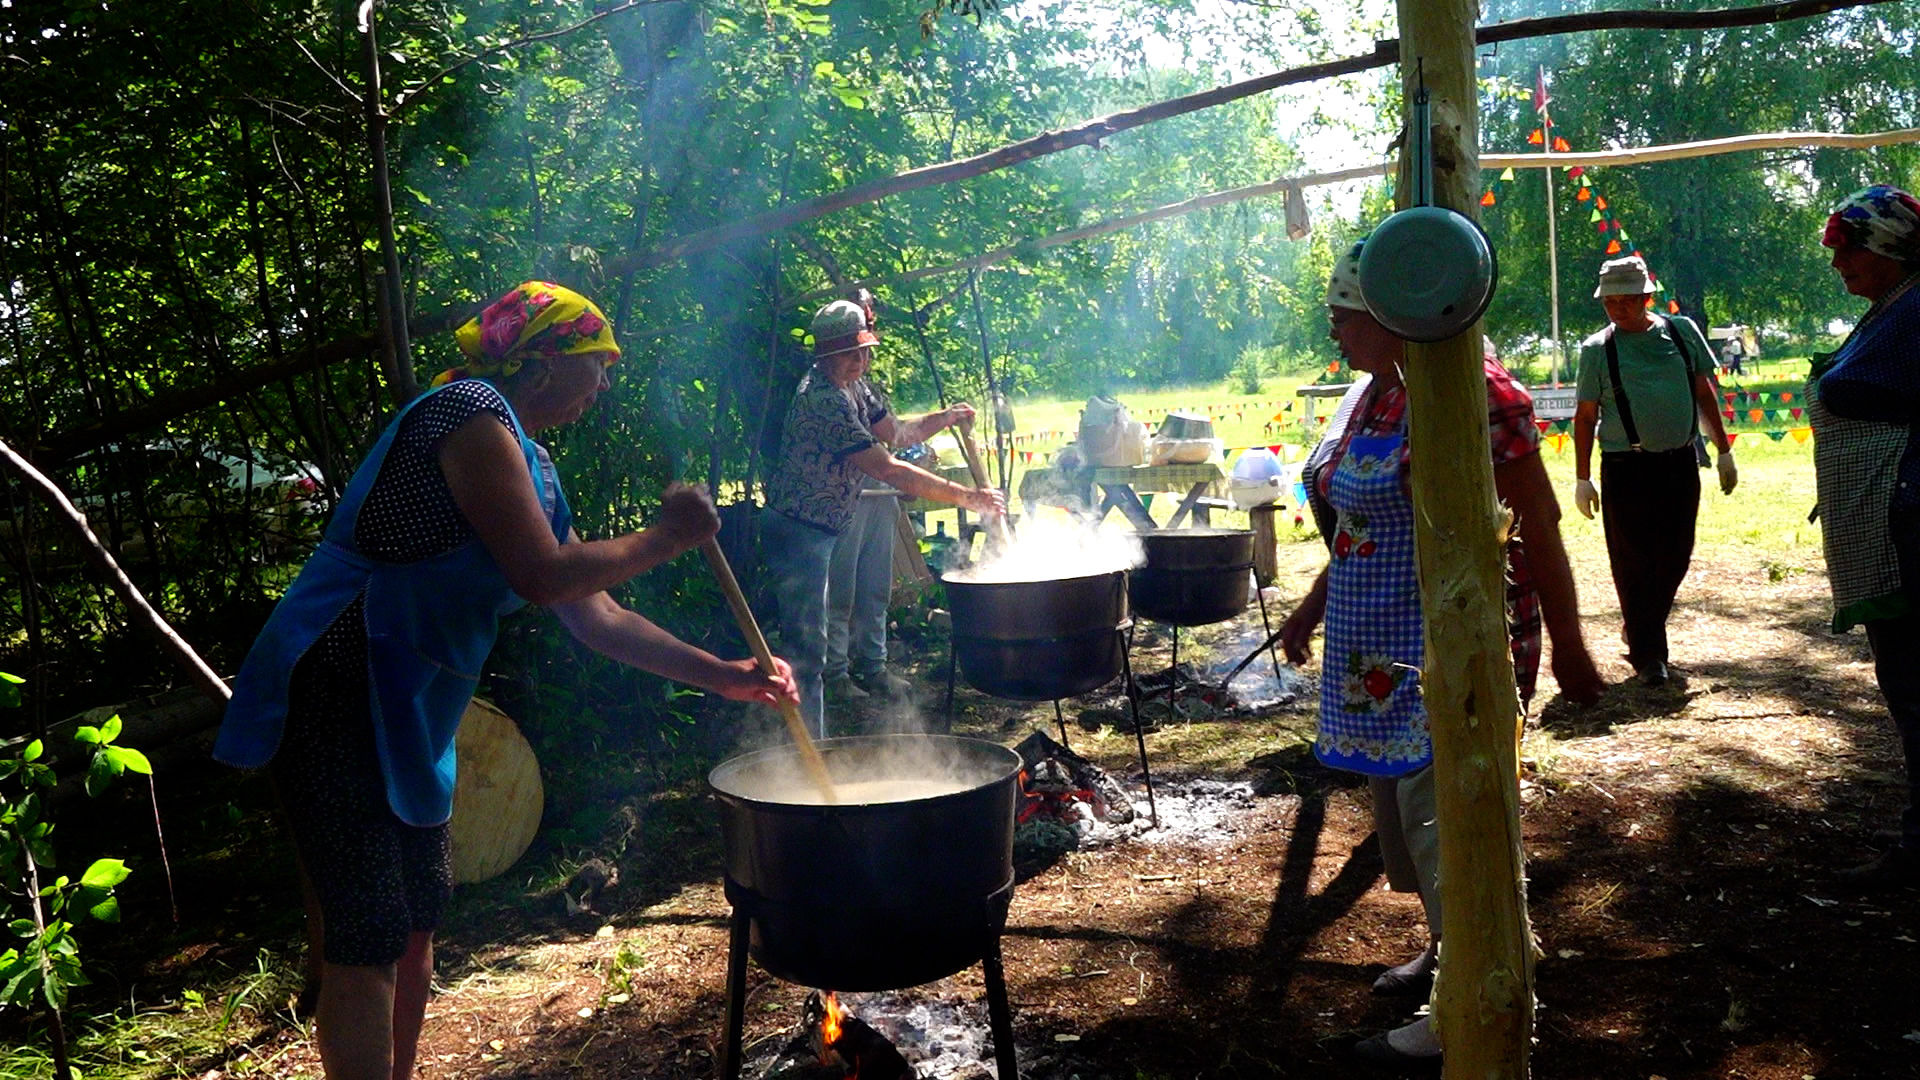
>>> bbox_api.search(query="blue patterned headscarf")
[1822,185,1920,267]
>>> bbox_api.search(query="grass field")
[912,362,1825,568]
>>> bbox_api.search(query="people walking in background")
[764,297,1001,735]
[1806,184,1920,888]
[1570,255,1737,686]
[1278,237,1603,1070]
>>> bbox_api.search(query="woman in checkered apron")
[1279,239,1603,1067]
[1809,184,1920,889]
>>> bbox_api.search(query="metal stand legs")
[719,889,1024,1080]
[1119,628,1159,828]
[721,907,751,1080]
[982,915,1020,1080]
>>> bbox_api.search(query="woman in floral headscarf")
[1807,185,1920,890]
[217,282,796,1080]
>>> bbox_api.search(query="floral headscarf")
[1821,185,1920,267]
[434,281,620,388]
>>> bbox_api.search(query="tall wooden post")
[1392,2,1536,1077]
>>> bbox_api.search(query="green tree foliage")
[1475,0,1920,356]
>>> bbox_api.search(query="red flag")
[1480,190,1497,207]
[1575,187,1591,203]
[1669,300,1681,314]
[1533,66,1552,113]
[1551,136,1571,153]
[1527,129,1544,145]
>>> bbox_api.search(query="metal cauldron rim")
[939,566,1129,587]
[708,733,1022,815]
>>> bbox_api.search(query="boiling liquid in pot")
[758,776,973,806]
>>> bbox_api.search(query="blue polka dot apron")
[1315,433,1431,777]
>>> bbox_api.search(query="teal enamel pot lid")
[1357,207,1498,343]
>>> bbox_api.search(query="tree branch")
[0,439,231,705]
[390,0,685,115]
[599,0,1897,277]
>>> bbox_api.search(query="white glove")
[1717,449,1738,495]
[1573,477,1599,519]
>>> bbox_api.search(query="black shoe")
[1371,947,1437,997]
[1353,1032,1443,1074]
[1636,661,1669,687]
[1835,846,1920,891]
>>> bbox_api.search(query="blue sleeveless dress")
[215,381,570,827]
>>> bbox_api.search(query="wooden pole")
[1538,69,1563,384]
[1391,2,1534,1076]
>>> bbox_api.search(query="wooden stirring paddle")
[954,417,1014,552]
[698,539,838,803]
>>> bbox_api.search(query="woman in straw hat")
[216,281,796,1080]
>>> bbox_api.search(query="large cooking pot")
[1129,528,1255,627]
[943,568,1130,701]
[710,734,1022,991]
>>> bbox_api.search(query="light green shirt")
[1575,314,1714,454]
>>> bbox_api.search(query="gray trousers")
[1368,764,1441,936]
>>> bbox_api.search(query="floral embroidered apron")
[1316,433,1431,776]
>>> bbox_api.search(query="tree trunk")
[1391,2,1535,1077]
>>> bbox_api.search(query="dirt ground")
[83,535,1920,1079]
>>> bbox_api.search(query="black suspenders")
[1603,316,1701,452]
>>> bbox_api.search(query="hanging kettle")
[1358,73,1498,343]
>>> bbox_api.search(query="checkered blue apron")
[1316,434,1431,776]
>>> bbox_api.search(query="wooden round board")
[449,698,544,885]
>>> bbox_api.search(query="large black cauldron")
[1129,528,1255,627]
[709,734,1021,991]
[943,568,1130,700]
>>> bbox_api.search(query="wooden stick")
[954,421,1013,551]
[0,438,231,705]
[697,539,837,802]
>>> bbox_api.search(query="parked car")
[1,441,324,567]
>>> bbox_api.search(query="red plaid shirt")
[1314,359,1545,701]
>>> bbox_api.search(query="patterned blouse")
[766,367,891,533]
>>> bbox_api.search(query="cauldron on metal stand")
[1127,528,1284,725]
[942,567,1158,826]
[710,735,1024,1080]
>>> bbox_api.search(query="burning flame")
[820,991,846,1048]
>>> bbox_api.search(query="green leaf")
[101,714,122,742]
[80,859,131,889]
[8,919,34,939]
[85,753,118,797]
[86,896,121,924]
[106,746,152,775]
[22,739,42,762]
[73,725,101,745]
[0,671,21,709]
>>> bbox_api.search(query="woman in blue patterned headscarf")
[1808,185,1920,890]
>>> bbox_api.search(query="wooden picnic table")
[1019,462,1228,530]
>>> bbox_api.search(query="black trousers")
[1864,612,1920,849]
[1600,447,1700,670]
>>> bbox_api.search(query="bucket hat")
[810,299,879,358]
[1593,255,1657,298]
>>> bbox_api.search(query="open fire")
[749,991,919,1080]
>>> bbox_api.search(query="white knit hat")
[1325,236,1368,310]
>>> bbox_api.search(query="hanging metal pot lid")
[1358,72,1498,343]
